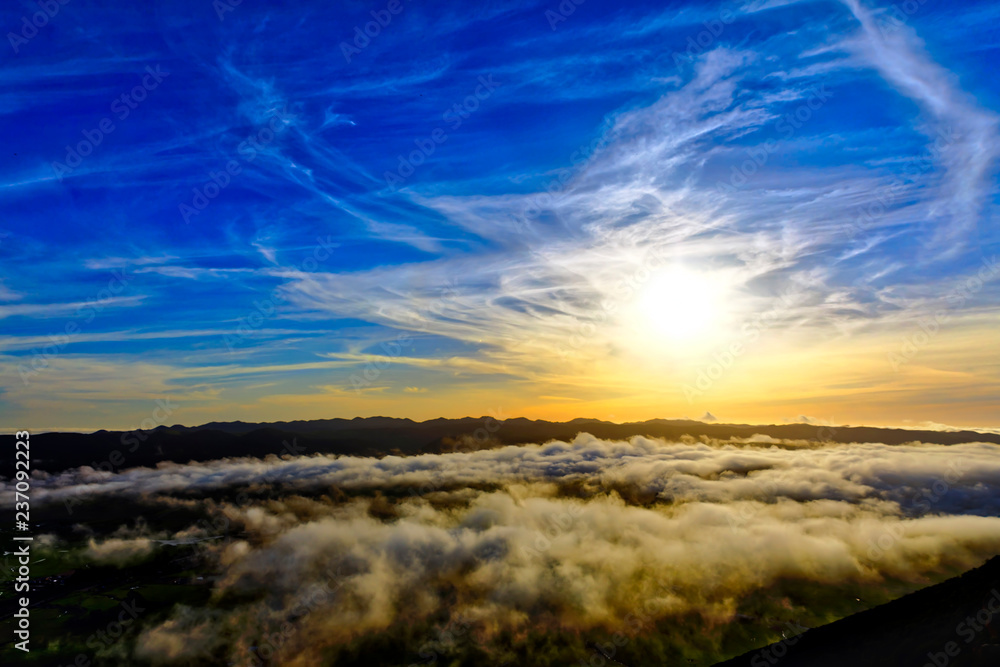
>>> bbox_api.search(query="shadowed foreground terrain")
[714,555,1000,667]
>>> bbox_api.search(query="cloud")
[274,30,986,397]
[0,296,146,321]
[154,491,999,663]
[27,435,1000,518]
[84,537,156,565]
[841,0,1000,256]
[320,107,355,130]
[19,433,1000,663]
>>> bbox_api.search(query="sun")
[632,267,731,345]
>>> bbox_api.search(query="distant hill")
[2,416,998,476]
[713,555,1000,666]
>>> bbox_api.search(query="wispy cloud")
[841,0,1000,257]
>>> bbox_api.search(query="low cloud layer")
[84,536,156,565]
[16,435,1000,665]
[25,434,1000,517]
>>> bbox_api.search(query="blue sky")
[2,0,999,430]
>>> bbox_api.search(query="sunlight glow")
[633,267,731,345]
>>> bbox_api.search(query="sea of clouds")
[16,434,1000,665]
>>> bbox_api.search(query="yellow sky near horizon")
[11,306,997,434]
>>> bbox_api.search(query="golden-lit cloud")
[22,435,991,664]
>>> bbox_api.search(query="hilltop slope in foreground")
[714,555,1000,667]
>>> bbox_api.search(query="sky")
[1,0,999,431]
